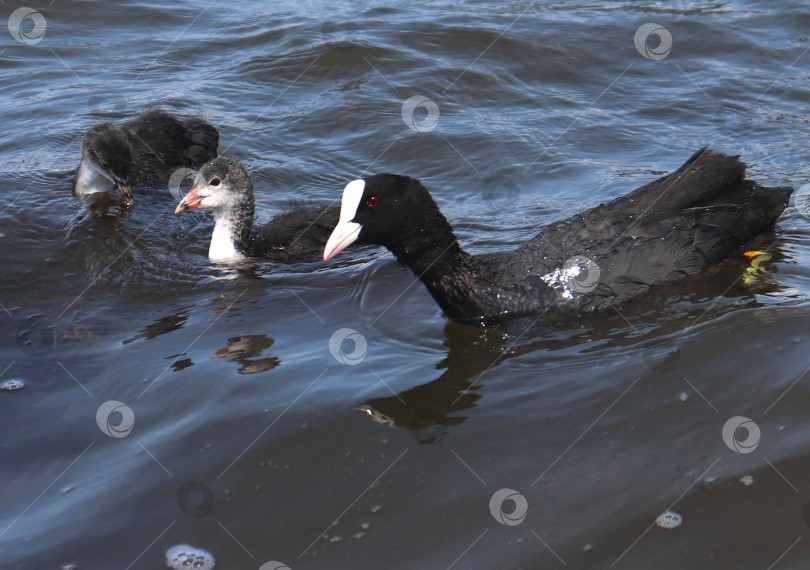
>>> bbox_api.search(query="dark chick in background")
[74,108,218,206]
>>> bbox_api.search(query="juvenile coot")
[74,108,219,206]
[323,148,793,324]
[175,157,340,262]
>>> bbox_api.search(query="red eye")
[367,196,380,207]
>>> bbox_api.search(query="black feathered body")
[249,204,340,262]
[121,109,219,185]
[357,150,792,323]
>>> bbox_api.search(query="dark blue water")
[3,0,810,568]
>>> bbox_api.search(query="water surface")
[2,1,810,568]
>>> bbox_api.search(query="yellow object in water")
[743,250,772,285]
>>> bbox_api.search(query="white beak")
[323,221,361,261]
[323,179,366,261]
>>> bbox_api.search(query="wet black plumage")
[325,148,793,324]
[249,203,340,263]
[175,157,340,262]
[74,108,219,204]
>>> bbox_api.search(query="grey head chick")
[174,157,255,261]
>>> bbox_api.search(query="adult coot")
[175,157,339,262]
[74,108,219,206]
[323,148,793,324]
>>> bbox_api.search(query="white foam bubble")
[655,511,682,529]
[740,474,754,486]
[165,544,215,570]
[0,379,25,391]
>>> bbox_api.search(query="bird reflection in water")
[214,334,280,375]
[354,255,791,445]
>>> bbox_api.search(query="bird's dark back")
[497,149,792,311]
[122,109,219,185]
[251,204,340,262]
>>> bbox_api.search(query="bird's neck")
[209,200,254,261]
[389,215,489,321]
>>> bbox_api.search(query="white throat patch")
[209,215,244,261]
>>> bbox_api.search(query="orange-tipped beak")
[175,186,204,214]
[115,178,134,206]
